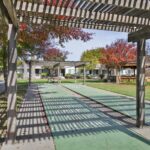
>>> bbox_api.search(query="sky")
[62,29,128,61]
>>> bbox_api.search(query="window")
[35,69,40,74]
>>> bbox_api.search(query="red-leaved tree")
[44,48,69,61]
[18,24,92,54]
[100,39,137,83]
[18,23,92,84]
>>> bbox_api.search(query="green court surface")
[38,84,150,150]
[64,84,150,125]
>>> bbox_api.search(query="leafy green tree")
[80,48,103,74]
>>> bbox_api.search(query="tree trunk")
[116,68,121,84]
[107,67,109,82]
[29,61,32,86]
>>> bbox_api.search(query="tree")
[100,39,136,83]
[18,23,93,84]
[80,48,103,74]
[44,48,69,61]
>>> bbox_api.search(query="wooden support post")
[136,39,146,128]
[83,65,86,85]
[57,66,60,77]
[7,24,17,142]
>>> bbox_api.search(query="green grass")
[17,79,48,83]
[17,79,150,100]
[86,83,150,100]
[17,79,104,84]
[0,82,28,142]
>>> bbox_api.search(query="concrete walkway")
[1,85,55,150]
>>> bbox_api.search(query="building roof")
[32,60,89,68]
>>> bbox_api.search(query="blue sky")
[62,29,128,61]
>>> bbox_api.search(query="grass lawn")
[17,79,104,84]
[86,83,150,100]
[0,82,28,143]
[17,79,150,100]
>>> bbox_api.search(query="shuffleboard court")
[38,84,150,150]
[63,84,150,125]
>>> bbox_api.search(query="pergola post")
[7,24,18,142]
[74,66,77,83]
[57,66,60,77]
[83,65,86,85]
[136,39,146,128]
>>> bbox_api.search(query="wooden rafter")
[14,0,150,33]
[22,16,138,32]
[15,3,150,27]
[128,27,150,42]
[88,0,150,11]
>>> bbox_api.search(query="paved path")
[1,85,55,150]
[38,84,150,150]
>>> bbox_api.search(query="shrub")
[41,72,48,78]
[65,74,74,79]
[99,74,105,79]
[17,73,23,79]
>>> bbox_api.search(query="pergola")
[32,60,89,84]
[0,0,150,142]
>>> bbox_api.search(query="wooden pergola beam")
[19,16,137,33]
[15,1,150,27]
[0,0,18,28]
[53,63,60,68]
[128,27,150,42]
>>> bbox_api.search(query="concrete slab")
[1,84,55,150]
[1,139,55,150]
[132,126,150,141]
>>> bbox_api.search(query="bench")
[48,77,61,83]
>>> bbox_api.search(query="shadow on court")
[63,84,150,126]
[38,84,150,150]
